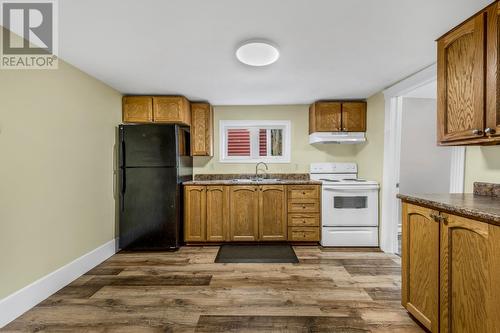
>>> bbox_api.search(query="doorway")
[380,65,465,254]
[396,85,453,254]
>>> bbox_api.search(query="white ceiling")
[59,0,491,105]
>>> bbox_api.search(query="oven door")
[322,186,378,227]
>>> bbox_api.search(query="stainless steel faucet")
[255,162,269,180]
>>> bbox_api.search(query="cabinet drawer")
[288,201,320,213]
[288,227,320,241]
[288,186,319,200]
[288,213,320,227]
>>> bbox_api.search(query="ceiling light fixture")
[236,41,280,67]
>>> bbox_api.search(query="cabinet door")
[437,15,485,143]
[184,186,206,242]
[309,102,342,133]
[401,203,439,332]
[191,103,213,156]
[486,3,500,138]
[206,186,228,241]
[341,102,366,132]
[122,96,153,123]
[153,96,191,125]
[229,186,259,241]
[258,185,287,241]
[440,213,500,333]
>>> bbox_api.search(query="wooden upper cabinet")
[229,186,259,241]
[122,96,153,123]
[486,2,500,138]
[153,96,191,126]
[184,186,206,242]
[401,203,439,332]
[258,185,287,241]
[440,213,500,333]
[341,102,366,132]
[437,12,486,144]
[309,102,341,133]
[191,103,213,156]
[309,101,367,133]
[206,186,228,241]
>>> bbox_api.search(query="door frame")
[380,63,466,253]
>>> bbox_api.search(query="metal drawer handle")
[472,129,483,136]
[485,128,496,135]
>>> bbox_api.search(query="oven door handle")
[323,186,378,191]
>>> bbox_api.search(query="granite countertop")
[184,173,322,186]
[398,193,500,226]
[184,179,322,185]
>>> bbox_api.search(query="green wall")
[0,54,121,298]
[194,93,386,185]
[465,146,500,192]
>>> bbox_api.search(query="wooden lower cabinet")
[184,184,321,243]
[401,204,439,332]
[259,185,287,241]
[440,213,500,333]
[288,213,320,227]
[206,186,228,241]
[184,186,206,242]
[401,202,500,332]
[288,227,320,241]
[287,185,321,242]
[229,186,259,241]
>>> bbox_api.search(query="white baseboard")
[0,239,116,328]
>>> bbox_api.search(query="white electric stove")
[310,163,380,247]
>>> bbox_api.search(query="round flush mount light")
[236,41,280,67]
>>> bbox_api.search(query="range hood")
[309,132,366,144]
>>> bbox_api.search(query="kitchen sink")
[231,178,281,183]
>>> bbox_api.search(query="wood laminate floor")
[2,246,425,333]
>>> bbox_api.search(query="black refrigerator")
[119,124,192,250]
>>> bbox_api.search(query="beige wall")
[0,59,121,298]
[464,146,500,192]
[194,93,386,184]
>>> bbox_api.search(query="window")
[220,120,291,163]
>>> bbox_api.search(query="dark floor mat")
[215,244,299,263]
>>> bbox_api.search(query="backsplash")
[194,173,310,181]
[473,182,500,197]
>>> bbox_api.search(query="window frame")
[219,120,291,163]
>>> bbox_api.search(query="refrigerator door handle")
[120,138,126,168]
[120,168,126,211]
[121,168,126,194]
